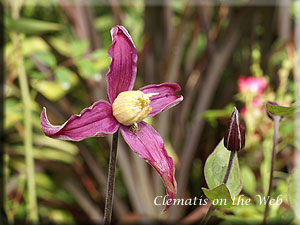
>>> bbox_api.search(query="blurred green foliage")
[4,1,299,225]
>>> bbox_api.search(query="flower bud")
[112,90,156,126]
[224,107,245,151]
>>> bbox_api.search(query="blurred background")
[3,0,299,224]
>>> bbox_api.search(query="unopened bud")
[224,107,245,151]
[112,90,157,126]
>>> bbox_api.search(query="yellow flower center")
[112,90,156,126]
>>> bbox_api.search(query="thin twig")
[17,44,39,223]
[116,140,147,214]
[104,131,119,225]
[132,154,156,216]
[277,0,291,42]
[108,0,124,25]
[160,0,195,83]
[262,116,280,225]
[144,1,171,83]
[63,177,103,223]
[12,15,39,222]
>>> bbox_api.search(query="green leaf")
[75,59,98,78]
[266,103,295,117]
[31,80,65,101]
[5,37,49,58]
[202,184,234,208]
[91,49,107,60]
[49,37,71,56]
[94,15,114,31]
[241,166,256,196]
[29,71,46,80]
[14,146,75,164]
[288,166,300,222]
[204,139,242,198]
[54,67,72,86]
[7,18,62,34]
[203,104,234,127]
[33,135,78,155]
[71,40,88,57]
[5,99,23,128]
[92,49,111,71]
[274,210,294,225]
[34,51,57,68]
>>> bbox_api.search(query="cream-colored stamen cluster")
[112,90,157,126]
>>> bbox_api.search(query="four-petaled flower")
[41,26,183,211]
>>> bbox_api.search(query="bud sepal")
[224,107,245,151]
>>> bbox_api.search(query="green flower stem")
[262,116,280,225]
[200,150,236,225]
[15,35,39,223]
[104,130,119,225]
[200,204,216,225]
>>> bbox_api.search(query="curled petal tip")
[41,100,119,141]
[107,25,137,103]
[162,168,177,212]
[120,122,177,212]
[140,83,183,117]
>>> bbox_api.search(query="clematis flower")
[238,75,267,95]
[40,26,183,212]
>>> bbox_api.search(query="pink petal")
[120,122,177,212]
[140,83,183,117]
[41,100,119,141]
[106,25,137,103]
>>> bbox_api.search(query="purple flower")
[41,26,183,212]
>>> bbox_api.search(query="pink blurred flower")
[241,97,262,116]
[238,75,267,95]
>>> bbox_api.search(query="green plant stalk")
[15,35,39,223]
[262,116,280,225]
[200,204,216,225]
[104,130,119,225]
[200,151,236,225]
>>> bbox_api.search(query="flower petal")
[139,83,183,117]
[41,100,119,141]
[106,25,137,103]
[120,122,177,212]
